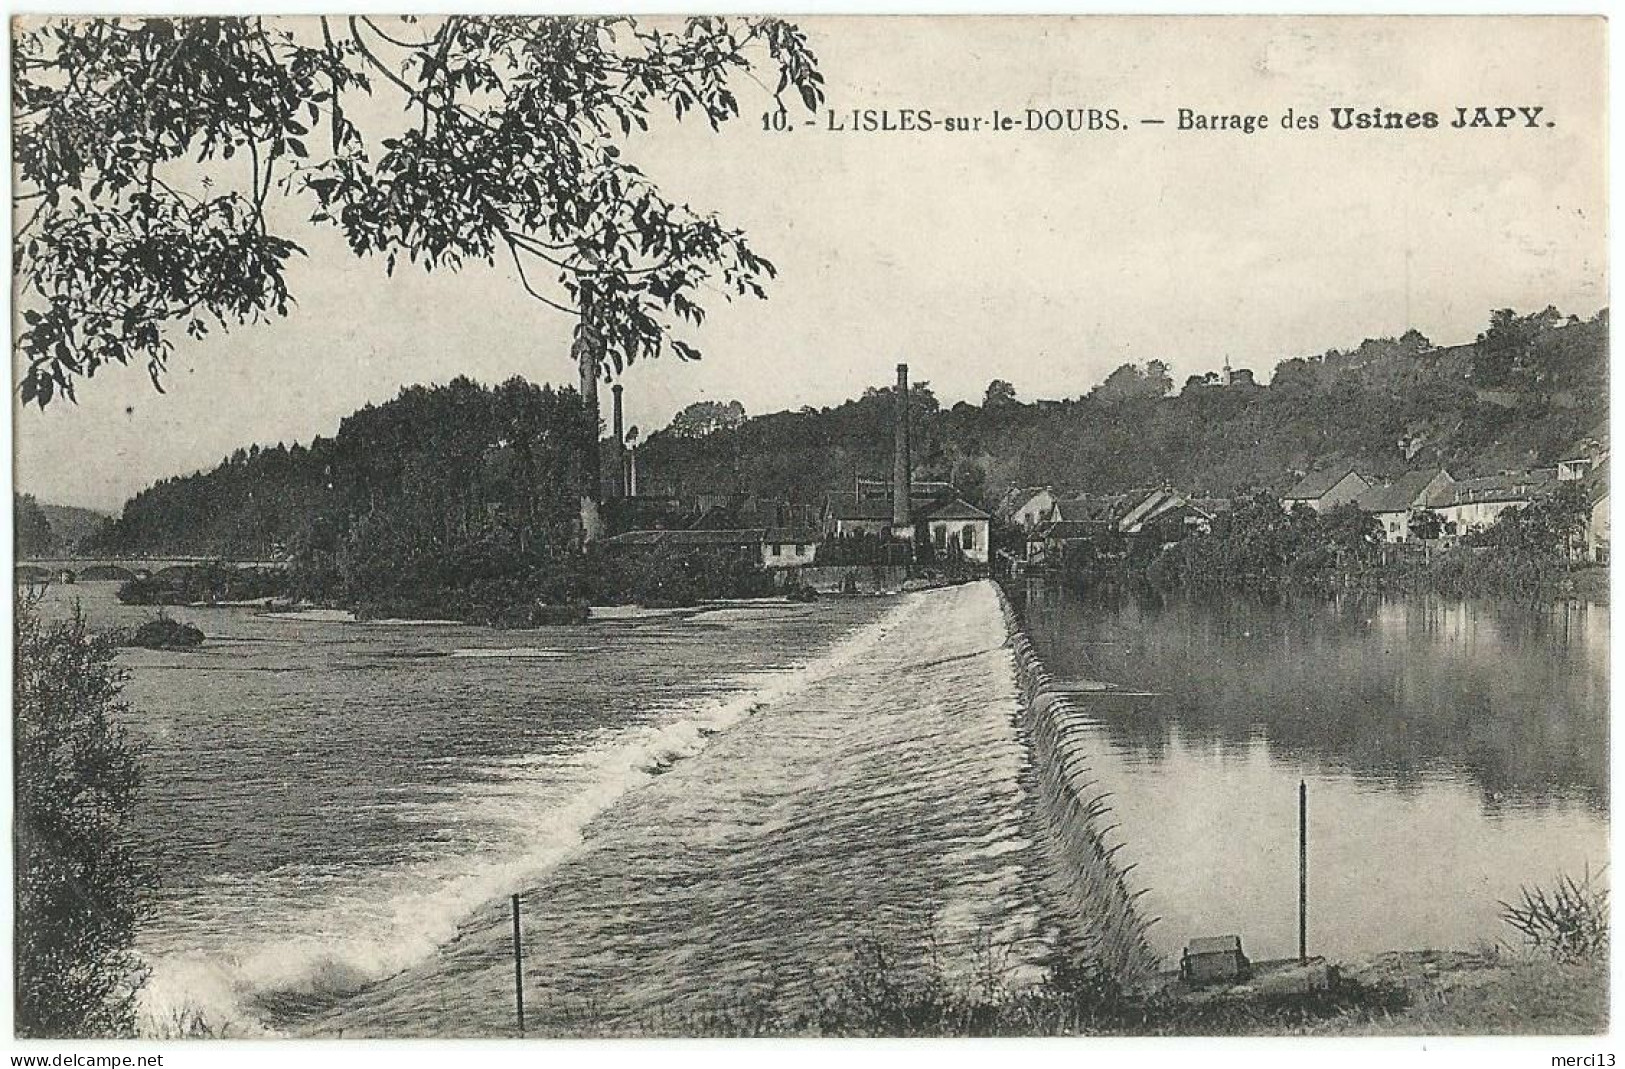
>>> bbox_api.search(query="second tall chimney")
[893,363,912,529]
[611,383,627,499]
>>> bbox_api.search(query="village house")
[821,493,895,539]
[599,527,819,569]
[1352,468,1455,543]
[1027,495,1131,566]
[1280,465,1372,513]
[918,497,991,563]
[1557,424,1609,482]
[821,489,990,563]
[1570,458,1610,564]
[1433,469,1560,538]
[762,528,820,568]
[1002,487,1064,530]
[1026,488,1211,567]
[997,486,1054,528]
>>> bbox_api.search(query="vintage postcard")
[8,12,1609,1059]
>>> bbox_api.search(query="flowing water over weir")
[997,588,1161,984]
[39,580,1152,1037]
[289,581,1147,1036]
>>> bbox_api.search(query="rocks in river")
[485,602,591,629]
[128,616,205,650]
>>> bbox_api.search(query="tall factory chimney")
[892,363,912,529]
[611,383,626,499]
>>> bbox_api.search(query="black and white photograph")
[7,11,1611,1057]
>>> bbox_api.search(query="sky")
[12,15,1608,512]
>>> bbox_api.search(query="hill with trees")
[14,495,108,557]
[632,305,1607,508]
[89,376,593,566]
[87,305,1605,566]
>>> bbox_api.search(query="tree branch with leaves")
[13,15,824,405]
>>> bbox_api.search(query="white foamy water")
[137,687,791,1034]
[34,583,898,1037]
[307,581,1049,1037]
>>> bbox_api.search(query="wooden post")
[1298,779,1308,965]
[511,893,526,1037]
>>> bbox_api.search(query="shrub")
[128,614,205,650]
[117,564,289,606]
[14,599,153,1037]
[1499,867,1609,962]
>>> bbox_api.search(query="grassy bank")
[538,940,1603,1038]
[1306,950,1607,1036]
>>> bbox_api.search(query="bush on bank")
[14,600,153,1038]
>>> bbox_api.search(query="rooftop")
[601,528,770,549]
[1282,465,1361,501]
[1354,469,1452,514]
[825,492,895,521]
[918,497,990,522]
[1440,468,1559,507]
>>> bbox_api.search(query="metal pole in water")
[511,893,526,1037]
[1298,779,1308,965]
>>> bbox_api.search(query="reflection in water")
[1010,581,1609,962]
[1015,582,1607,810]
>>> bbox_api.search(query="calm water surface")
[1011,581,1609,964]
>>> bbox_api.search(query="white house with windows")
[1352,469,1455,542]
[1005,487,1066,531]
[761,529,819,568]
[1433,469,1560,538]
[919,497,991,563]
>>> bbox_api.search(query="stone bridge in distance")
[15,557,287,582]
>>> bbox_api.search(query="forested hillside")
[88,378,593,569]
[14,495,107,556]
[636,306,1608,506]
[87,306,1605,559]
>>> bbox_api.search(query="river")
[34,581,1045,1037]
[1008,581,1609,965]
[32,578,1608,1034]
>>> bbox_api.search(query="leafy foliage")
[1090,360,1172,404]
[666,399,747,438]
[982,379,1017,407]
[13,15,824,403]
[14,599,152,1038]
[89,376,783,617]
[1499,867,1608,963]
[116,564,289,606]
[1423,482,1595,598]
[1407,507,1445,542]
[91,375,592,562]
[1473,306,1578,390]
[127,614,206,649]
[15,494,57,556]
[1149,494,1384,586]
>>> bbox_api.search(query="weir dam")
[300,580,1153,1036]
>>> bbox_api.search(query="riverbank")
[1113,559,1611,606]
[1307,949,1607,1035]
